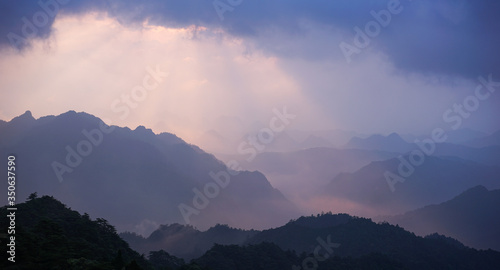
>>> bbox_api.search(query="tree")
[27,192,38,201]
[125,260,143,270]
[113,250,125,269]
[149,250,185,269]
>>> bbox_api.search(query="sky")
[1,0,500,151]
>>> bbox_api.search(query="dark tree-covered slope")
[0,194,151,270]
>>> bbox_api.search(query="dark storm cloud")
[1,0,499,79]
[378,0,500,79]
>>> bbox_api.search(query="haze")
[1,0,500,236]
[2,0,499,146]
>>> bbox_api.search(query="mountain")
[0,111,298,233]
[378,185,500,251]
[118,213,500,269]
[256,130,302,152]
[0,195,151,269]
[225,147,399,200]
[193,242,416,270]
[299,134,334,149]
[400,128,487,147]
[465,130,500,148]
[121,223,258,260]
[217,213,500,270]
[5,195,500,270]
[310,129,362,147]
[323,155,500,215]
[344,132,414,153]
[431,143,500,167]
[342,130,500,167]
[0,110,39,148]
[216,135,500,213]
[443,128,489,144]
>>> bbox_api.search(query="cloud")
[2,0,500,80]
[1,0,499,141]
[0,13,323,145]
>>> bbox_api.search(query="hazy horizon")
[1,2,500,267]
[2,1,500,155]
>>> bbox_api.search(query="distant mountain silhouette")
[299,134,334,149]
[5,196,500,269]
[344,132,414,153]
[198,213,500,270]
[310,129,361,147]
[432,142,500,167]
[0,111,298,233]
[248,147,397,176]
[342,130,500,166]
[227,147,399,198]
[121,223,258,260]
[465,130,500,148]
[443,128,489,144]
[120,212,500,269]
[378,185,500,251]
[399,128,487,147]
[324,155,500,215]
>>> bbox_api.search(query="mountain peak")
[134,125,154,133]
[23,110,33,118]
[387,132,404,140]
[148,223,197,241]
[8,110,36,127]
[290,213,353,228]
[454,185,488,199]
[345,132,412,152]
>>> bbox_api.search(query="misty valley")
[2,1,500,268]
[1,111,500,269]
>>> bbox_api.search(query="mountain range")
[122,185,500,258]
[1,110,499,253]
[378,185,500,251]
[324,154,500,215]
[5,195,500,269]
[0,111,298,234]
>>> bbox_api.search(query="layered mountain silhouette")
[378,185,500,251]
[465,129,500,148]
[214,129,500,218]
[342,131,500,166]
[121,223,258,260]
[119,210,500,269]
[227,147,399,198]
[344,132,414,153]
[324,155,500,215]
[0,111,298,233]
[2,110,500,269]
[441,128,488,144]
[3,191,500,269]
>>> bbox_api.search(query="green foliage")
[2,197,500,270]
[193,242,298,270]
[148,250,185,270]
[27,192,38,201]
[0,195,151,270]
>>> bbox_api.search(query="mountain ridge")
[378,185,500,251]
[0,110,298,234]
